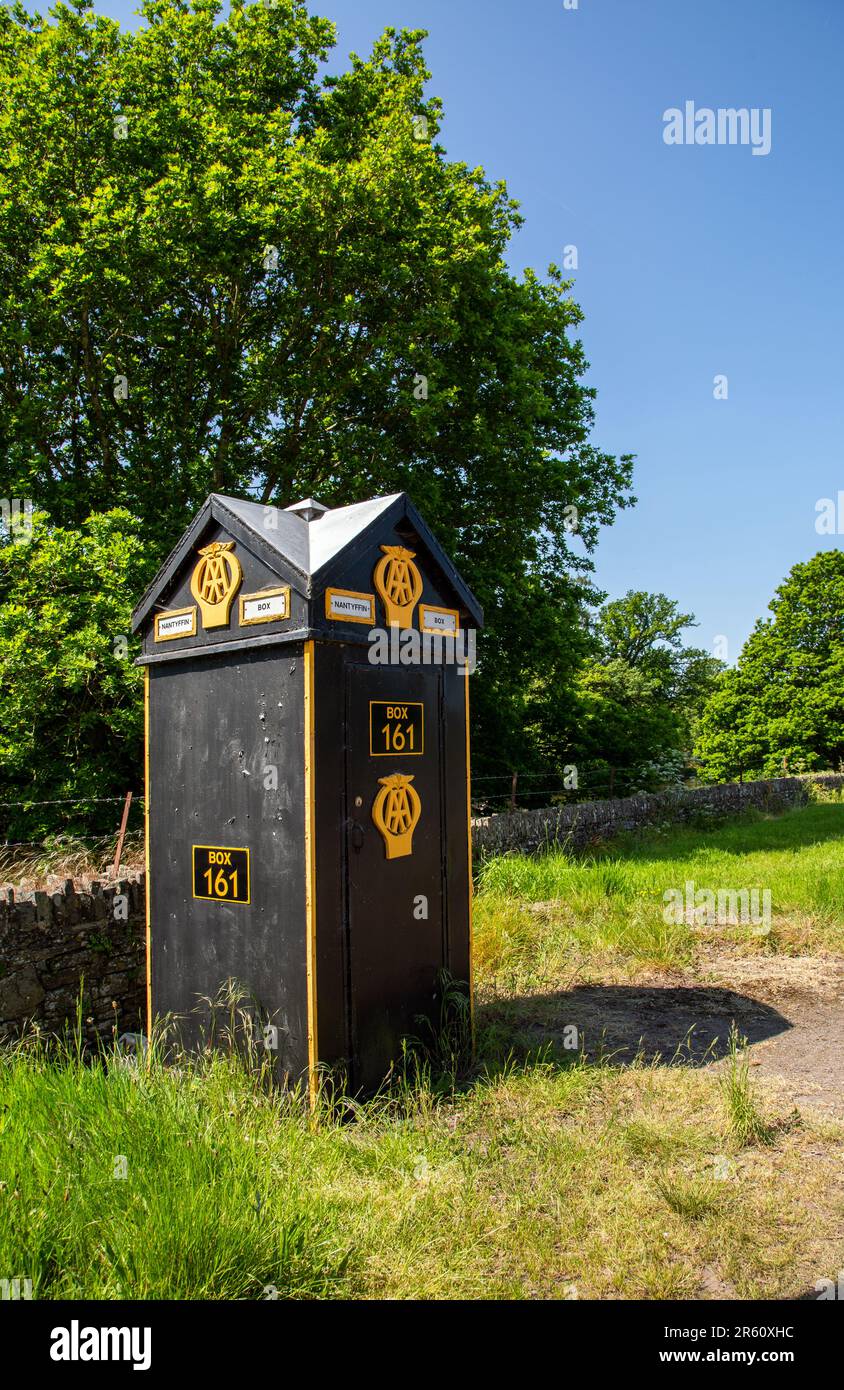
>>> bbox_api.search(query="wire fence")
[469,766,682,813]
[0,793,144,871]
[0,765,693,853]
[0,796,142,810]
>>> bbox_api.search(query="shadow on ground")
[477,983,792,1068]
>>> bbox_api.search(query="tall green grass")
[2,803,842,1300]
[474,803,844,984]
[3,1031,838,1300]
[0,1035,349,1299]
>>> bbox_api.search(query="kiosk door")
[345,663,446,1090]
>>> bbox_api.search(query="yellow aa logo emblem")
[190,540,242,629]
[371,774,422,860]
[373,544,423,628]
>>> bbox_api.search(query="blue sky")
[96,0,844,661]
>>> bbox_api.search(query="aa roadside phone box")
[131,492,482,1092]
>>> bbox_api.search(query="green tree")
[595,592,722,725]
[695,552,844,782]
[0,0,634,801]
[596,590,696,669]
[575,657,686,797]
[0,510,149,840]
[565,591,723,792]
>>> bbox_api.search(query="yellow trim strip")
[304,640,319,1105]
[144,668,152,1046]
[465,669,474,1042]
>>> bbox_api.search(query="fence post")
[112,791,133,878]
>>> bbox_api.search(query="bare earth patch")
[535,953,844,1120]
[700,953,844,1120]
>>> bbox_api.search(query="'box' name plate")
[419,604,459,634]
[239,587,290,627]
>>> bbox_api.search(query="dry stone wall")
[2,775,842,1038]
[0,875,145,1043]
[471,773,844,858]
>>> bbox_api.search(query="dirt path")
[700,954,844,1119]
[540,954,844,1119]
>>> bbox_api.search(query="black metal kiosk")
[131,492,482,1094]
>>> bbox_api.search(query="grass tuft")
[720,1025,775,1148]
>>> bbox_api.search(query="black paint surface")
[148,645,308,1082]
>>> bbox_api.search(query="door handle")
[351,821,365,851]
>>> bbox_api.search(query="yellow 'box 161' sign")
[192,845,250,904]
[369,700,424,755]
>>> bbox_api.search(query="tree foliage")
[575,658,686,796]
[597,590,695,668]
[0,0,635,810]
[0,510,149,838]
[695,552,844,782]
[567,591,723,796]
